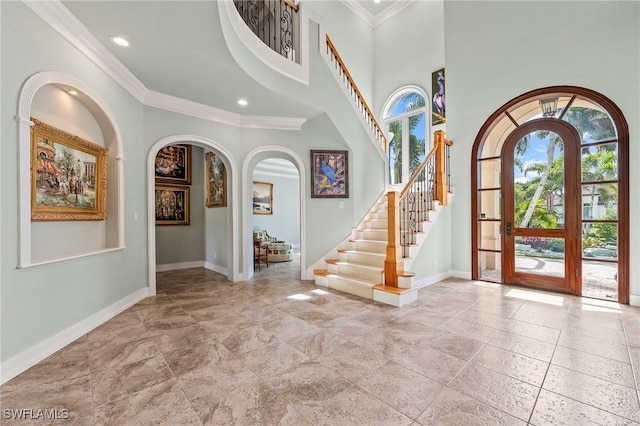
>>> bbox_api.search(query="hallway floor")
[1,269,639,425]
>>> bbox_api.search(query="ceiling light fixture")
[237,98,248,106]
[110,36,130,47]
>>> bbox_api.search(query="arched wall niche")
[17,71,125,267]
[242,146,307,280]
[147,135,239,295]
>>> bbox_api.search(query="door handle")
[506,222,512,236]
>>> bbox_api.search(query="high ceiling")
[60,1,407,122]
[62,1,321,120]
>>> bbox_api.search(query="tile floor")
[1,264,639,425]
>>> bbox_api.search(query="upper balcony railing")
[233,0,300,63]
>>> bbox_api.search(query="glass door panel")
[503,121,580,293]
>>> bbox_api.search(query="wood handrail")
[385,130,453,288]
[326,35,387,152]
[399,130,453,200]
[282,0,299,13]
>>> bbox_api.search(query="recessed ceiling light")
[110,36,130,47]
[374,0,381,3]
[237,98,248,106]
[68,90,78,96]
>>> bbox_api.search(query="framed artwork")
[30,118,108,221]
[205,152,227,207]
[431,68,446,125]
[252,181,273,215]
[155,144,191,185]
[155,185,190,225]
[310,150,348,198]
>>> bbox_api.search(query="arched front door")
[471,86,629,303]
[502,119,581,294]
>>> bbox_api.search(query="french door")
[502,120,581,293]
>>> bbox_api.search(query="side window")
[382,87,428,185]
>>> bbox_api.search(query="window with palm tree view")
[383,87,427,185]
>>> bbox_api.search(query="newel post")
[434,130,448,206]
[384,191,401,287]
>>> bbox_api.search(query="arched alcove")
[147,135,239,295]
[243,146,307,280]
[17,71,125,267]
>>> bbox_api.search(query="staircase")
[313,191,451,306]
[314,131,454,307]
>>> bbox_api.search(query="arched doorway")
[243,146,307,281]
[147,136,239,295]
[471,86,629,303]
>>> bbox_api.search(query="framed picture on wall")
[30,117,108,221]
[252,181,273,215]
[155,185,190,225]
[310,150,348,198]
[205,152,227,207]
[431,68,446,125]
[155,144,191,185]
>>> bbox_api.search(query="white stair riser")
[340,251,384,267]
[333,263,382,282]
[352,241,386,254]
[358,229,387,241]
[327,277,374,300]
[366,220,387,230]
[371,210,388,220]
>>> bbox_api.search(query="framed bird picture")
[431,68,446,125]
[310,150,348,198]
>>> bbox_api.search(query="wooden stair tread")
[373,284,416,295]
[314,269,330,276]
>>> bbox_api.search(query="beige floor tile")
[416,387,526,426]
[530,389,639,426]
[551,345,636,388]
[448,363,539,421]
[4,268,640,425]
[471,344,549,386]
[542,364,640,422]
[356,361,443,419]
[487,330,556,362]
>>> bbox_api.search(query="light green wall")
[1,2,147,360]
[155,146,206,266]
[373,0,445,118]
[252,171,301,247]
[444,1,640,298]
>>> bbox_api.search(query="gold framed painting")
[252,181,273,215]
[205,152,227,207]
[155,144,191,185]
[155,185,190,225]
[30,118,108,221]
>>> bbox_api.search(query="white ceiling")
[60,1,410,122]
[62,1,321,120]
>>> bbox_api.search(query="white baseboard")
[450,269,473,280]
[204,262,228,276]
[0,287,149,386]
[414,271,453,288]
[630,294,640,307]
[156,261,204,272]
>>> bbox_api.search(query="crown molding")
[25,0,306,130]
[145,91,306,130]
[339,0,414,27]
[25,0,147,102]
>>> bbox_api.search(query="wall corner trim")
[0,287,149,386]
